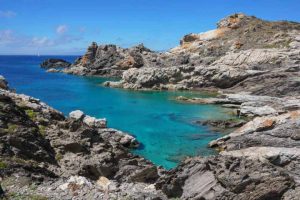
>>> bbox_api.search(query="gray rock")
[69,110,85,120]
[0,75,8,90]
[83,115,107,128]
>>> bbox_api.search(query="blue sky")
[0,0,299,55]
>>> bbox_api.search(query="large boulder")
[0,75,8,90]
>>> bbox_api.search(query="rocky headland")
[44,13,300,95]
[4,13,300,199]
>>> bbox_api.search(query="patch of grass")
[55,153,63,161]
[25,109,37,121]
[29,183,38,191]
[0,160,8,169]
[264,38,292,49]
[29,195,48,200]
[5,124,18,134]
[38,125,46,137]
[5,193,48,200]
[11,157,27,164]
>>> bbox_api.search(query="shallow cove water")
[0,55,235,169]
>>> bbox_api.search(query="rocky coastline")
[2,13,300,199]
[1,76,300,199]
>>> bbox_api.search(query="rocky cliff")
[105,13,300,95]
[44,13,300,97]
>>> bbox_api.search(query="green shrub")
[6,193,48,200]
[29,195,48,200]
[25,109,37,121]
[6,124,18,134]
[38,125,46,137]
[55,153,63,161]
[0,160,8,169]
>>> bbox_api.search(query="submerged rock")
[196,118,247,131]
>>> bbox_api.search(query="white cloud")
[0,10,17,18]
[56,25,68,34]
[0,30,14,44]
[30,37,54,47]
[0,29,83,49]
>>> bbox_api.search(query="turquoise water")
[0,56,234,169]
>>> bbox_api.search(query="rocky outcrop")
[40,59,71,69]
[177,93,300,116]
[100,14,300,96]
[209,110,300,150]
[157,155,295,199]
[41,14,300,97]
[62,43,161,77]
[0,75,8,90]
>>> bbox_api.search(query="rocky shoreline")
[2,13,300,199]
[1,77,300,199]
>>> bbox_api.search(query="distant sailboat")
[37,52,40,57]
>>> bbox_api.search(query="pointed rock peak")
[90,41,98,47]
[131,43,152,53]
[88,42,98,50]
[217,13,253,29]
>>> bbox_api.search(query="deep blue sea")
[0,55,234,169]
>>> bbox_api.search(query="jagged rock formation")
[42,13,300,97]
[101,14,299,96]
[157,155,295,200]
[62,43,160,77]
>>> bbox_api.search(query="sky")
[0,0,300,55]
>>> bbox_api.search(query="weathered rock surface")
[0,75,8,90]
[62,43,161,77]
[210,110,300,151]
[157,155,296,200]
